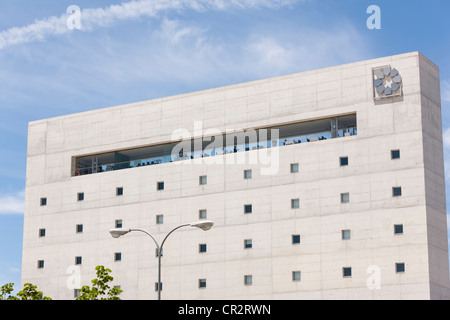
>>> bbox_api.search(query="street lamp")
[109,220,214,300]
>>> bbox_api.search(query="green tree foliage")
[76,265,122,300]
[0,283,51,300]
[0,283,17,300]
[17,283,52,300]
[1,265,121,300]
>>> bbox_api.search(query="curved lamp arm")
[129,228,160,252]
[160,224,190,252]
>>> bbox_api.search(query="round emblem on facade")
[373,66,402,99]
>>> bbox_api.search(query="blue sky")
[1,0,450,290]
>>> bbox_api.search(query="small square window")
[341,193,350,203]
[292,235,301,244]
[199,176,207,185]
[244,239,253,249]
[244,170,252,179]
[199,209,207,220]
[115,252,122,262]
[199,279,207,289]
[291,199,300,209]
[396,263,405,273]
[40,198,47,206]
[116,187,123,196]
[393,187,402,197]
[77,192,84,201]
[343,267,352,278]
[156,215,164,225]
[39,228,46,237]
[292,271,301,282]
[394,224,404,235]
[75,256,82,265]
[115,220,123,228]
[157,182,165,191]
[391,150,401,160]
[244,204,252,214]
[76,224,83,233]
[244,275,253,286]
[74,289,81,298]
[199,244,207,253]
[37,260,45,269]
[340,157,349,167]
[290,163,299,173]
[342,230,351,240]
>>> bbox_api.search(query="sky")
[1,0,450,291]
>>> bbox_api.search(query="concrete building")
[22,51,450,300]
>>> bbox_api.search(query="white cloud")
[8,267,21,274]
[430,82,450,181]
[0,15,67,50]
[242,21,370,78]
[154,18,206,45]
[0,5,371,115]
[247,37,293,68]
[0,190,24,215]
[443,128,450,149]
[0,0,373,119]
[0,0,305,51]
[442,80,450,103]
[443,127,450,181]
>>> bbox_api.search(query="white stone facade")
[22,52,450,300]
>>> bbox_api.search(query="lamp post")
[109,220,214,300]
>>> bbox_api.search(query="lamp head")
[109,228,131,238]
[190,220,214,231]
